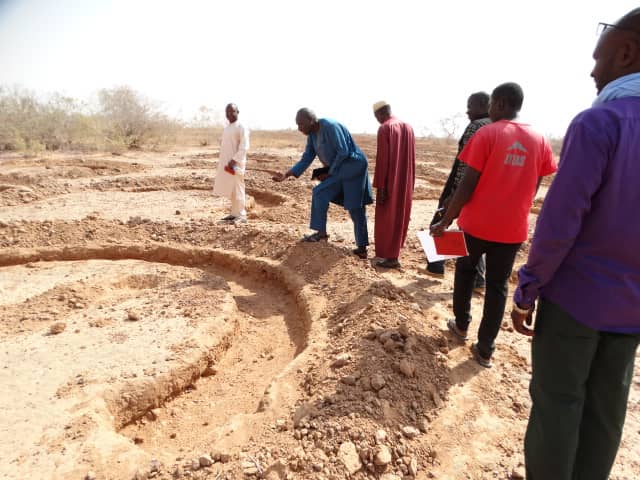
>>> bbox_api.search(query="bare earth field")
[0,133,638,480]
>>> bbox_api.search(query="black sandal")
[352,247,367,259]
[302,232,329,242]
[376,258,400,269]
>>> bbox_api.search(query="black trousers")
[525,299,640,480]
[453,232,521,358]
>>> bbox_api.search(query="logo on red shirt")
[504,141,527,166]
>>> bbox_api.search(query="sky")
[0,0,637,137]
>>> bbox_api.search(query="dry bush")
[0,85,181,153]
[439,113,466,140]
[0,86,98,151]
[188,106,224,146]
[97,86,180,151]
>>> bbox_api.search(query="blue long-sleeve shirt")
[290,118,366,177]
[514,97,640,333]
[289,118,373,211]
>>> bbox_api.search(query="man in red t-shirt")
[431,82,557,367]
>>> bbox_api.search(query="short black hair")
[468,92,490,109]
[491,83,524,111]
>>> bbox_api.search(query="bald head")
[296,108,317,123]
[617,8,640,33]
[295,108,319,136]
[591,8,640,93]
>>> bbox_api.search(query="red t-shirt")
[458,120,557,243]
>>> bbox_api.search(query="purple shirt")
[514,97,640,333]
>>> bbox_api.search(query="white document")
[416,230,464,263]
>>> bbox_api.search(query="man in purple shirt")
[511,8,640,479]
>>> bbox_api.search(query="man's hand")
[511,302,536,337]
[430,220,448,237]
[316,173,329,181]
[272,172,286,182]
[377,187,388,205]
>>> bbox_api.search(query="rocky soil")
[0,135,637,480]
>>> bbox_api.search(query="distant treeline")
[0,85,218,153]
[0,85,564,155]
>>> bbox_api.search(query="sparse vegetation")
[0,85,563,155]
[438,113,466,140]
[0,86,98,152]
[0,85,182,153]
[189,105,224,146]
[97,86,179,151]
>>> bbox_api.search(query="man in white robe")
[213,103,250,223]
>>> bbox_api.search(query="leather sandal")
[302,232,329,242]
[376,258,401,269]
[352,246,367,259]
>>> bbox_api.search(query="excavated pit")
[0,245,320,480]
[2,146,638,480]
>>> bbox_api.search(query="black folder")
[311,166,329,180]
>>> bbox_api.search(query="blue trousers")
[309,178,369,247]
[348,206,369,248]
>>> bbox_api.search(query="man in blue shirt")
[273,108,373,258]
[511,8,640,479]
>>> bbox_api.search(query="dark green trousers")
[525,299,640,480]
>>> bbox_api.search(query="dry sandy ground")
[0,135,638,480]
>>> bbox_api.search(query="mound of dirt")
[0,142,637,480]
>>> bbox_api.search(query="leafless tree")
[439,113,465,140]
[98,86,176,149]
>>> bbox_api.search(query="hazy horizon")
[1,0,638,137]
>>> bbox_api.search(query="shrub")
[0,85,181,152]
[97,86,179,150]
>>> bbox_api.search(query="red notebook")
[433,230,468,256]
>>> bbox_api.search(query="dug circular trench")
[0,244,322,480]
